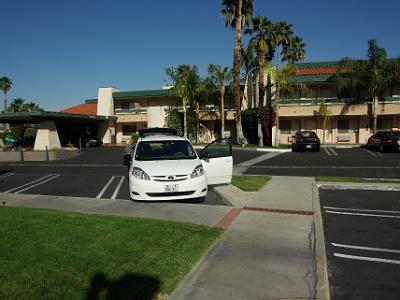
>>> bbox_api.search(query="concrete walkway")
[0,176,330,300]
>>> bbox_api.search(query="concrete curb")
[312,182,331,300]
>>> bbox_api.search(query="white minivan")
[128,129,233,201]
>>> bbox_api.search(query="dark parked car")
[13,136,36,148]
[85,137,103,147]
[291,131,320,152]
[367,130,400,152]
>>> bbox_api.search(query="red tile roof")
[295,66,337,76]
[61,103,97,115]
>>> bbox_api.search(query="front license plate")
[164,184,178,192]
[306,145,312,148]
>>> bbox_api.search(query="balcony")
[114,108,147,114]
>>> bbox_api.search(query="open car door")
[200,139,233,185]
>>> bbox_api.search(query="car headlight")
[191,164,205,178]
[132,167,150,180]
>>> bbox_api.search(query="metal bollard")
[45,146,49,161]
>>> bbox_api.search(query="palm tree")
[208,64,233,138]
[0,77,13,113]
[241,44,257,109]
[166,65,201,138]
[337,39,395,133]
[222,0,254,144]
[10,97,25,112]
[319,99,330,144]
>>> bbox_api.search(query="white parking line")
[324,147,338,156]
[111,176,125,200]
[4,174,55,193]
[15,174,60,194]
[0,172,15,179]
[324,206,400,215]
[332,243,400,254]
[364,149,383,157]
[96,176,116,199]
[325,210,400,219]
[334,253,400,265]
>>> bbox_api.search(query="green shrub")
[241,109,258,144]
[131,133,140,143]
[164,106,183,136]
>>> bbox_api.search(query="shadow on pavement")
[85,272,161,300]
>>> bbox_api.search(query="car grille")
[152,175,189,182]
[146,191,195,197]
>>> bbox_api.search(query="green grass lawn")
[315,176,400,184]
[0,207,222,300]
[231,175,271,191]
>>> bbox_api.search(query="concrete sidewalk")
[1,176,330,300]
[171,176,330,300]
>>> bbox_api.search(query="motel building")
[1,60,399,151]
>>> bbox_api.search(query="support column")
[33,121,61,150]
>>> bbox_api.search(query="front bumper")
[129,175,208,201]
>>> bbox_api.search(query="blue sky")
[1,0,400,111]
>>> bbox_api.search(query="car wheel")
[366,140,372,149]
[291,146,296,152]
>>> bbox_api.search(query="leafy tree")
[0,77,13,112]
[222,0,254,144]
[337,39,399,133]
[165,65,201,138]
[164,106,183,136]
[8,97,42,112]
[207,64,233,138]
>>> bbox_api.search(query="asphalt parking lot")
[245,147,400,178]
[319,188,400,299]
[0,147,265,205]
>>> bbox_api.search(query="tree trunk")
[233,0,246,144]
[220,84,225,139]
[196,102,200,144]
[275,90,280,147]
[372,95,378,133]
[4,92,7,112]
[266,72,272,146]
[183,98,187,138]
[322,119,326,144]
[258,51,266,146]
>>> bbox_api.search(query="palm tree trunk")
[221,84,225,139]
[4,92,7,112]
[258,51,266,146]
[196,102,200,144]
[372,95,378,133]
[233,0,246,144]
[275,92,280,147]
[322,119,326,144]
[183,98,187,138]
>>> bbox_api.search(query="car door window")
[200,139,232,159]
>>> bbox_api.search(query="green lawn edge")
[315,176,400,184]
[0,206,223,300]
[231,175,271,191]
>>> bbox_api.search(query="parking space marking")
[111,176,125,200]
[325,210,400,219]
[332,242,400,254]
[4,174,57,194]
[0,172,15,179]
[96,176,116,199]
[14,174,61,194]
[324,147,338,156]
[364,149,383,157]
[324,206,400,215]
[334,253,400,265]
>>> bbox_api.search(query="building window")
[280,121,291,134]
[338,120,349,133]
[122,125,137,136]
[378,119,392,130]
[121,102,140,110]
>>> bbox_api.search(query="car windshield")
[299,131,317,138]
[135,140,197,161]
[386,131,400,138]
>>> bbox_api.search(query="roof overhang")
[0,111,116,124]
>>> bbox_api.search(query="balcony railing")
[114,108,147,114]
[280,97,400,105]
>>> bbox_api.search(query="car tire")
[291,146,296,152]
[366,140,372,149]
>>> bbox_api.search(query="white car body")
[128,134,233,201]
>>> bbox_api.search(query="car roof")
[138,134,189,142]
